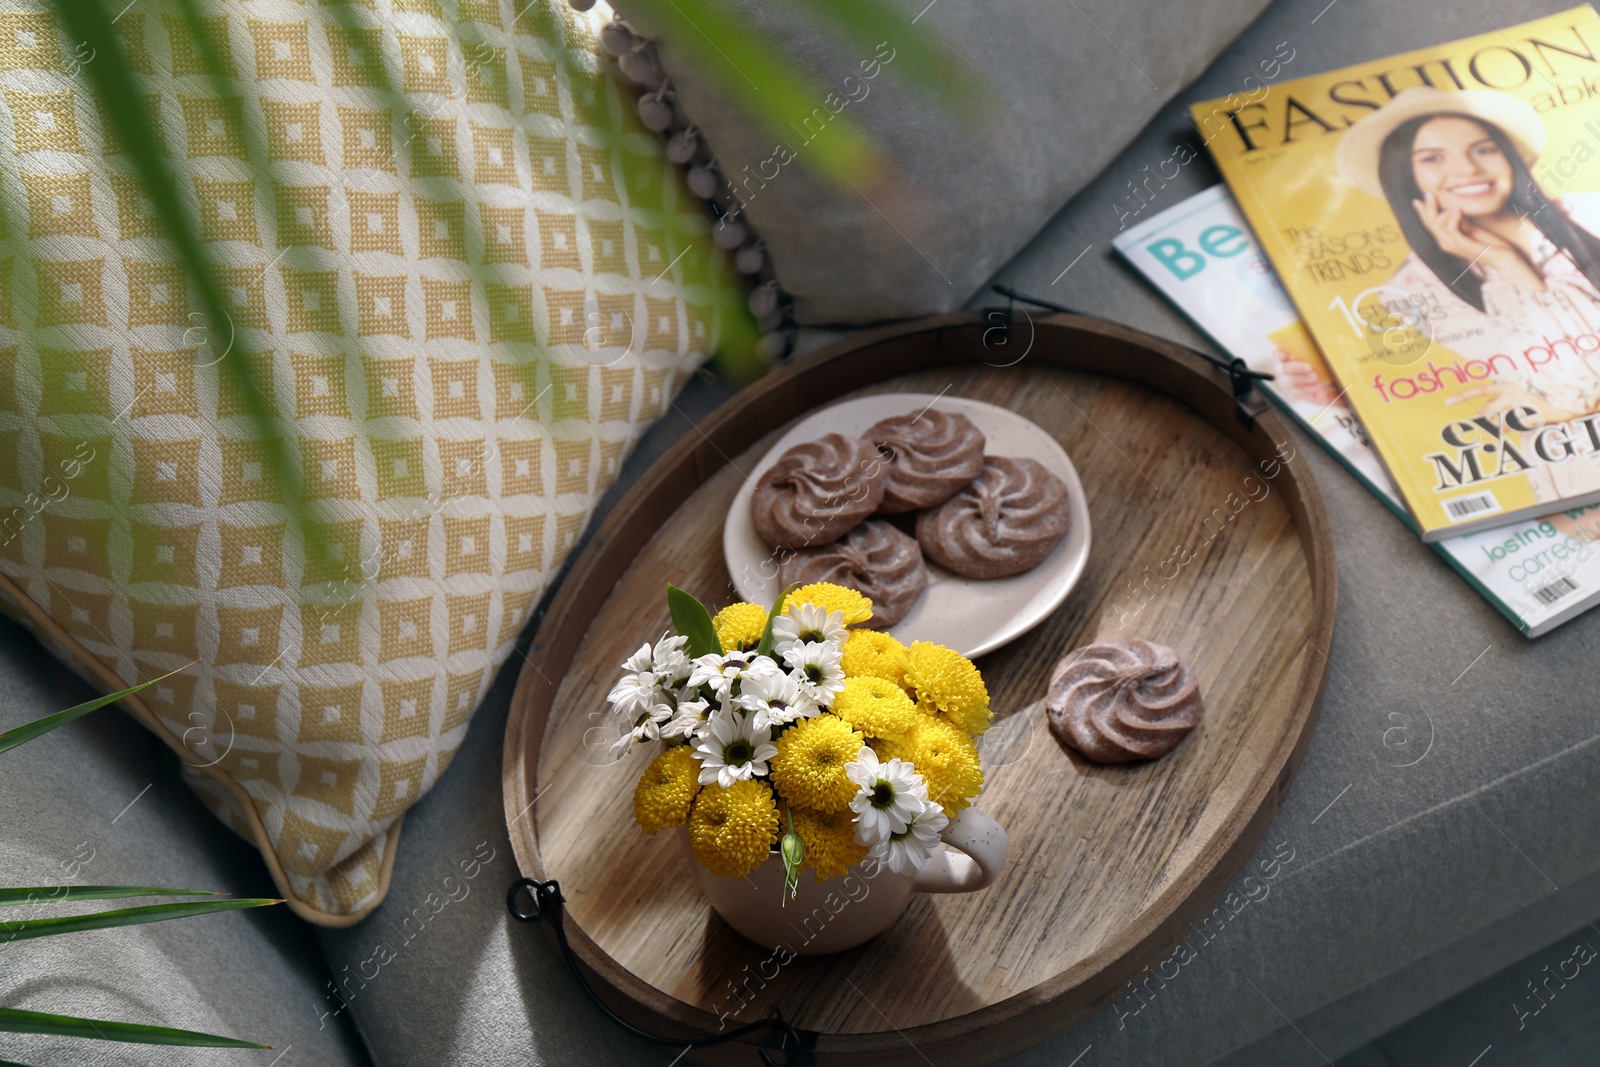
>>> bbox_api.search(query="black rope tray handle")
[508,877,813,1066]
[989,285,1275,429]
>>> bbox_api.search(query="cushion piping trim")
[0,570,401,928]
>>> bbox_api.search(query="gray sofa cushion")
[610,0,1274,325]
[314,0,1600,1064]
[0,619,369,1067]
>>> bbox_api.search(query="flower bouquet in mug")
[607,582,1005,952]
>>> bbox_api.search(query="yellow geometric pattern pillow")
[0,0,733,923]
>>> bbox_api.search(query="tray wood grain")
[503,312,1336,1065]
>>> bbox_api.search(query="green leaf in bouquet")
[0,1007,266,1049]
[667,584,722,658]
[0,665,192,757]
[0,898,281,943]
[755,583,799,660]
[0,886,224,907]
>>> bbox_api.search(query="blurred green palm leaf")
[626,0,880,180]
[49,0,303,540]
[787,0,979,112]
[624,0,979,184]
[44,0,970,568]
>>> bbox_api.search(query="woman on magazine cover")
[1335,85,1600,501]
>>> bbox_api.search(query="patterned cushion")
[0,0,735,923]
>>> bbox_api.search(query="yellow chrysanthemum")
[831,675,919,742]
[633,745,701,834]
[905,641,991,736]
[877,717,984,817]
[712,601,769,652]
[787,582,873,626]
[839,629,909,687]
[689,779,779,878]
[770,714,863,812]
[791,806,868,881]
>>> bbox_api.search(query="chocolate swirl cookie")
[779,520,929,627]
[751,433,888,549]
[865,409,987,513]
[914,456,1070,578]
[1045,637,1202,763]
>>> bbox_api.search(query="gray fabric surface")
[314,0,1600,1064]
[610,0,1274,325]
[0,620,370,1067]
[1350,912,1600,1067]
[1225,866,1600,1065]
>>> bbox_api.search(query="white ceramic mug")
[689,808,1009,956]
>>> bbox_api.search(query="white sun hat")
[1335,85,1546,197]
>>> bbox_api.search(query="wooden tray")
[502,311,1336,1065]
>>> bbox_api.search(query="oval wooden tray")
[503,311,1336,1065]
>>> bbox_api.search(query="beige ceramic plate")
[722,392,1091,657]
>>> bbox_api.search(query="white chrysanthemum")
[608,642,666,717]
[873,800,949,874]
[693,707,778,788]
[607,701,675,757]
[688,649,758,700]
[735,654,785,695]
[651,633,692,692]
[771,603,848,656]
[782,640,845,705]
[846,746,930,845]
[735,667,817,731]
[658,696,712,741]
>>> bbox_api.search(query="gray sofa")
[5,0,1599,1063]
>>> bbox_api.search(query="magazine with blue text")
[1116,184,1600,636]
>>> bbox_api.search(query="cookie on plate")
[915,456,1070,578]
[779,519,929,627]
[751,433,889,549]
[865,409,987,513]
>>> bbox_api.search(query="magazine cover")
[1115,185,1600,635]
[1193,7,1600,541]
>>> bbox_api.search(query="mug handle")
[911,807,1009,894]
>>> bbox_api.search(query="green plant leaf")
[164,0,233,83]
[667,584,722,658]
[0,898,280,943]
[755,583,799,659]
[626,0,878,182]
[0,665,192,757]
[791,0,979,113]
[0,886,224,907]
[48,1,307,547]
[0,1007,266,1049]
